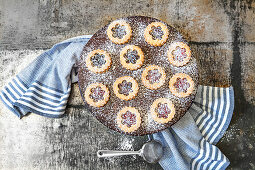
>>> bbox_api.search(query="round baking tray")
[78,16,198,136]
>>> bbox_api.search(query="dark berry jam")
[121,111,136,127]
[111,24,127,39]
[89,86,105,102]
[146,69,162,84]
[172,46,187,62]
[173,78,190,93]
[91,53,106,68]
[155,103,171,119]
[118,80,133,96]
[124,49,140,64]
[149,26,164,40]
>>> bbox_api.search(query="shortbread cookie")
[144,22,169,46]
[86,49,111,73]
[150,98,176,124]
[120,45,144,70]
[107,20,132,44]
[141,65,166,90]
[169,73,194,97]
[117,107,141,133]
[113,76,138,101]
[85,83,110,107]
[167,42,191,67]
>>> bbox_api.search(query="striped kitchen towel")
[0,35,234,170]
[0,35,91,118]
[152,86,234,170]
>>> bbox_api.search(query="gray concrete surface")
[0,0,255,169]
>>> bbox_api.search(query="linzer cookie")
[167,42,191,67]
[117,107,141,133]
[107,20,132,44]
[141,65,166,90]
[78,16,198,136]
[169,73,194,98]
[113,76,139,101]
[85,49,111,73]
[144,22,169,46]
[120,45,145,70]
[150,98,176,124]
[85,83,110,107]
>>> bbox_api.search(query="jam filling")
[91,53,106,68]
[89,86,105,102]
[146,69,162,84]
[174,78,190,93]
[121,111,136,127]
[124,49,140,64]
[111,24,127,39]
[155,103,171,119]
[118,80,133,96]
[172,46,188,62]
[149,26,164,40]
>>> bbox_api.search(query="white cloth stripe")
[2,88,16,103]
[21,96,67,110]
[216,155,227,170]
[0,92,13,108]
[33,82,68,96]
[215,149,224,169]
[205,88,224,142]
[207,88,224,142]
[28,86,70,101]
[209,148,221,169]
[191,139,204,169]
[210,88,230,143]
[207,88,225,142]
[202,87,218,140]
[198,87,213,130]
[24,92,69,106]
[197,141,210,169]
[17,100,65,115]
[14,77,27,91]
[2,78,70,111]
[191,138,228,170]
[10,80,24,96]
[203,144,216,169]
[5,84,20,99]
[195,86,208,124]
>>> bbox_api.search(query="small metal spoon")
[97,140,163,163]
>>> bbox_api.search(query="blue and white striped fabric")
[0,35,234,170]
[152,86,234,170]
[0,35,91,118]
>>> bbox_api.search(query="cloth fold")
[152,86,234,170]
[0,35,91,118]
[0,35,234,170]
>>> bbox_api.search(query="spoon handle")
[97,150,140,157]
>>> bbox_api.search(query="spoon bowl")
[140,140,164,163]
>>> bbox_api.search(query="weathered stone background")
[0,0,255,169]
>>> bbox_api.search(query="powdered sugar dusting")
[103,137,136,163]
[78,16,199,136]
